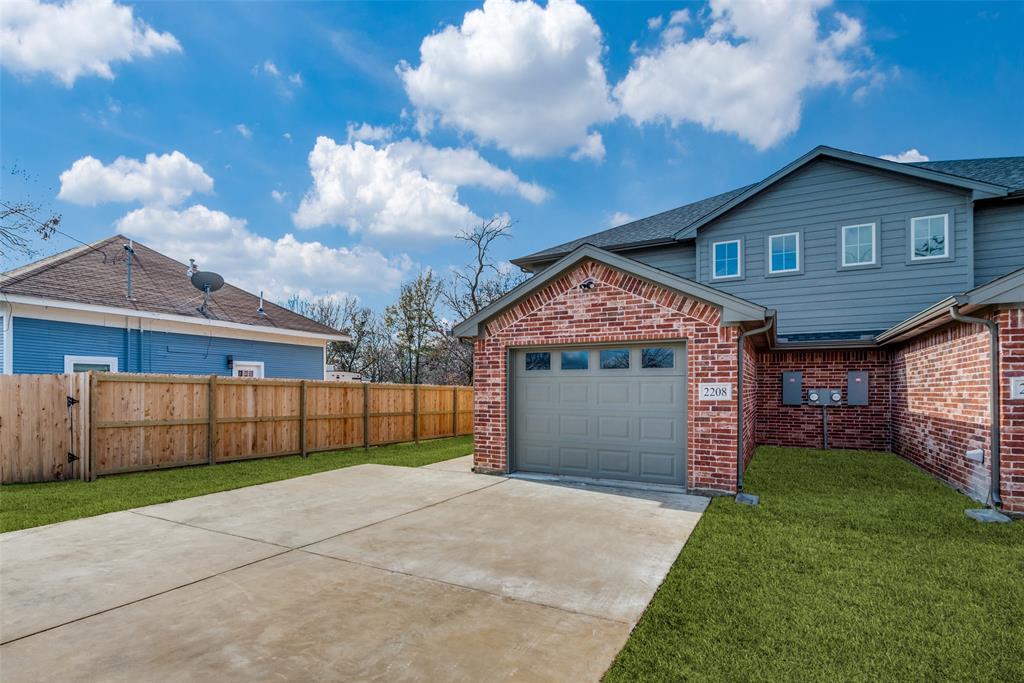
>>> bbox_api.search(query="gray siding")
[689,159,973,336]
[626,243,697,280]
[973,200,1024,286]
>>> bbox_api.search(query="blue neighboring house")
[0,235,349,378]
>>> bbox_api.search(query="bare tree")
[1,166,62,259]
[442,217,527,383]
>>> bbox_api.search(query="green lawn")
[0,436,473,533]
[605,446,1023,682]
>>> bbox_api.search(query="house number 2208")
[699,383,732,400]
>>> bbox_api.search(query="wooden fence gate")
[0,373,473,484]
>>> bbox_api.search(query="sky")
[2,0,1022,311]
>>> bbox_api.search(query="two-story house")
[454,146,1024,516]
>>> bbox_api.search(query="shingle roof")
[514,153,1024,266]
[513,185,754,264]
[910,157,1024,196]
[0,235,344,338]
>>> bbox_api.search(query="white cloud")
[346,122,393,144]
[647,16,663,30]
[398,0,617,160]
[607,211,635,227]
[283,132,293,141]
[254,59,303,98]
[881,148,928,163]
[1,0,181,86]
[270,190,289,203]
[615,0,875,150]
[388,140,549,203]
[569,132,606,162]
[117,204,412,300]
[293,136,548,239]
[58,151,213,206]
[235,123,253,139]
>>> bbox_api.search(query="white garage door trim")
[509,342,688,488]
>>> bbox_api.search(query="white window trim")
[841,222,878,267]
[64,355,119,373]
[910,214,950,261]
[711,239,743,280]
[232,360,265,378]
[767,232,801,274]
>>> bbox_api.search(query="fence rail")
[0,373,473,484]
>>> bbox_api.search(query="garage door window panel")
[525,352,550,371]
[642,348,674,369]
[561,351,589,370]
[599,349,630,369]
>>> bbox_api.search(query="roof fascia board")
[672,146,1009,240]
[0,293,351,342]
[876,267,1024,345]
[453,244,765,338]
[510,237,689,270]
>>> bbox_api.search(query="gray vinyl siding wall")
[626,243,697,280]
[689,159,973,336]
[973,200,1024,286]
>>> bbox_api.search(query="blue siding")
[973,201,1024,286]
[12,317,323,378]
[628,243,697,280]
[685,158,974,336]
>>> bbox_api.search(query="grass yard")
[605,446,1023,682]
[0,436,473,533]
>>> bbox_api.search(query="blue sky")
[2,0,1022,310]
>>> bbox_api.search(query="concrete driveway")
[0,456,707,682]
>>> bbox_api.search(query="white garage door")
[512,344,687,486]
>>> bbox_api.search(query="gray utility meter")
[806,388,842,406]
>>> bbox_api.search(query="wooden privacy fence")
[0,373,473,484]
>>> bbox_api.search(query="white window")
[232,360,264,378]
[768,232,800,274]
[841,223,878,267]
[64,355,118,373]
[711,240,742,279]
[910,214,949,260]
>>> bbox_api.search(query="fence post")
[413,385,420,444]
[88,373,97,481]
[300,380,308,457]
[362,383,370,450]
[207,374,217,464]
[451,385,458,437]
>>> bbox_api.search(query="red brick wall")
[756,350,891,451]
[472,259,742,493]
[742,336,758,467]
[998,308,1024,513]
[891,318,994,505]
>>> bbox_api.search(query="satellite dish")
[190,270,224,316]
[190,271,224,293]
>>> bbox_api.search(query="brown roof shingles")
[0,235,343,337]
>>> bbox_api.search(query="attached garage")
[512,344,687,486]
[455,245,770,494]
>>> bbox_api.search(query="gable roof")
[513,146,1022,268]
[453,244,767,338]
[0,235,348,340]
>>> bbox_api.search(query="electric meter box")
[807,388,842,406]
[782,372,803,405]
[847,371,869,405]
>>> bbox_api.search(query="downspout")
[737,313,774,494]
[948,302,1002,509]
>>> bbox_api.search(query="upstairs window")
[711,240,742,280]
[910,214,949,260]
[768,232,800,274]
[841,223,878,267]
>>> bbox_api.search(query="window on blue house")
[711,240,741,280]
[911,214,949,260]
[842,223,877,267]
[768,232,800,274]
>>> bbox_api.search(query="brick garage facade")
[472,259,743,493]
[756,349,891,451]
